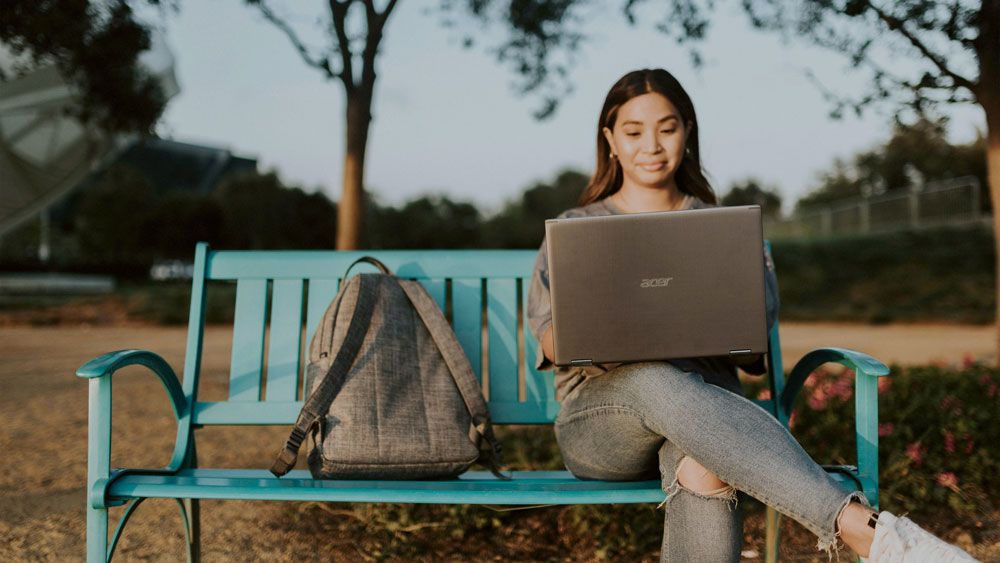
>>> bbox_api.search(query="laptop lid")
[545,205,767,367]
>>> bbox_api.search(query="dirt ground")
[1,322,996,561]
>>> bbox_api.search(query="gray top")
[527,196,780,400]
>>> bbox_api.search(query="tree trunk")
[975,0,1000,366]
[336,91,373,250]
[985,103,1000,367]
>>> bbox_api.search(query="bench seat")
[108,469,864,506]
[109,470,661,505]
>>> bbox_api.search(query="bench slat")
[108,469,665,505]
[487,279,518,404]
[229,279,268,401]
[451,279,483,383]
[418,279,446,313]
[306,278,340,358]
[490,401,559,424]
[266,279,304,401]
[305,278,340,354]
[207,250,536,280]
[522,277,555,406]
[193,401,300,425]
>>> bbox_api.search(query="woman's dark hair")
[579,68,717,206]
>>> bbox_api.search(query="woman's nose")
[642,135,662,154]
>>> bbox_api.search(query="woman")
[526,68,974,562]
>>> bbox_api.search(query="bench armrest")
[779,347,890,507]
[779,347,889,417]
[77,350,192,509]
[77,349,187,419]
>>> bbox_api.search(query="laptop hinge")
[569,359,594,366]
[729,349,754,356]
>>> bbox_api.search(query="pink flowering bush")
[743,362,999,520]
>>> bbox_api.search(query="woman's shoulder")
[553,194,718,219]
[688,196,717,210]
[555,199,614,220]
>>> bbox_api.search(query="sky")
[150,1,986,215]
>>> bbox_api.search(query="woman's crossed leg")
[554,361,866,561]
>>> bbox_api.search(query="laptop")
[544,205,767,367]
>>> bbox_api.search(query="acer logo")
[640,277,674,288]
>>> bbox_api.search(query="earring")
[609,151,616,159]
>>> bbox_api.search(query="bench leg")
[182,498,201,563]
[87,505,108,563]
[87,377,112,563]
[181,439,201,562]
[765,504,781,563]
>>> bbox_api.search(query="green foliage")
[214,172,338,250]
[740,1,986,121]
[144,192,224,259]
[480,169,587,249]
[797,118,987,211]
[0,0,167,133]
[772,224,996,323]
[74,164,158,268]
[721,178,783,219]
[366,194,483,249]
[745,363,1000,522]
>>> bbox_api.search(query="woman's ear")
[602,126,616,157]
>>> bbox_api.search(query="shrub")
[746,362,999,522]
[771,225,995,323]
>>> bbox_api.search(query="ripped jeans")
[554,361,864,562]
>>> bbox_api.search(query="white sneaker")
[865,511,978,562]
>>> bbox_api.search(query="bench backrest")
[182,242,783,427]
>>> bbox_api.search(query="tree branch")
[357,0,398,94]
[329,0,355,91]
[252,1,337,80]
[862,0,976,92]
[381,0,400,25]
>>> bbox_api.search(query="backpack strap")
[343,255,392,278]
[270,273,379,477]
[396,278,510,480]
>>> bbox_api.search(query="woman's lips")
[638,162,666,171]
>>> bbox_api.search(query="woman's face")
[603,92,689,190]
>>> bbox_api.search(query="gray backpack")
[271,256,506,480]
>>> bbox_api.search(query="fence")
[764,176,989,240]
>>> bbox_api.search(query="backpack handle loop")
[343,256,393,279]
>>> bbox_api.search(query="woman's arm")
[541,325,555,363]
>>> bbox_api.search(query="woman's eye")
[661,129,677,134]
[625,132,640,137]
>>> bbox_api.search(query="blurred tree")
[721,179,783,219]
[0,0,168,133]
[367,193,482,249]
[797,118,987,211]
[75,164,156,265]
[143,192,225,258]
[245,1,695,250]
[244,0,399,250]
[481,169,587,248]
[215,172,338,249]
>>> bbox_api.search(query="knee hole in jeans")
[675,456,735,498]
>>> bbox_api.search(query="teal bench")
[78,241,890,562]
